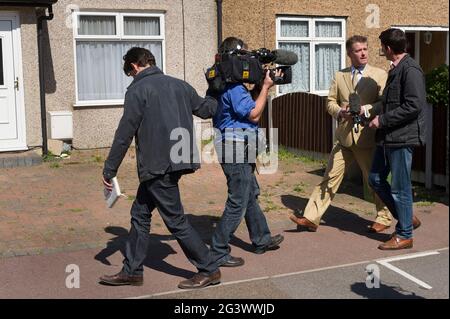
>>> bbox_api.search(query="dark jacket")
[376,54,426,147]
[103,66,217,182]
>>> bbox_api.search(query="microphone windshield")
[272,49,298,65]
[348,93,361,113]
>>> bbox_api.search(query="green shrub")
[426,64,449,107]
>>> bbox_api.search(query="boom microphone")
[272,49,298,65]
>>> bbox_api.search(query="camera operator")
[210,37,284,268]
[290,35,394,233]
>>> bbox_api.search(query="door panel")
[0,16,25,151]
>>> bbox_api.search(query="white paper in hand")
[104,177,122,208]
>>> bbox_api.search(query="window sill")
[73,100,124,108]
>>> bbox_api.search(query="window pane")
[315,21,342,37]
[78,15,116,36]
[280,20,308,37]
[76,41,162,101]
[279,42,310,93]
[315,44,341,91]
[0,39,3,85]
[124,16,160,36]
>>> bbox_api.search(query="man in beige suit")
[290,35,393,233]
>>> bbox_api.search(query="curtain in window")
[315,21,342,37]
[78,16,116,35]
[280,20,308,37]
[76,41,162,101]
[315,44,341,91]
[279,42,310,93]
[124,17,160,36]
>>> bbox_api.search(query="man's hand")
[339,106,352,122]
[103,176,113,191]
[369,115,380,129]
[262,70,275,89]
[359,104,371,118]
[359,106,366,117]
[248,70,277,123]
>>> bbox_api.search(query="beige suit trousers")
[303,142,392,226]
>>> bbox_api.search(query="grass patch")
[293,182,308,193]
[201,137,214,146]
[49,162,60,168]
[127,195,136,201]
[91,155,103,163]
[69,208,84,213]
[43,151,63,167]
[263,203,280,213]
[412,183,445,205]
[277,147,297,161]
[42,151,57,162]
[261,191,271,198]
[415,201,435,207]
[277,146,326,165]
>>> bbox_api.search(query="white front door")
[0,14,26,151]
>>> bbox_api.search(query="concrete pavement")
[0,203,447,299]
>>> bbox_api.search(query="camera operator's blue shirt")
[213,83,258,142]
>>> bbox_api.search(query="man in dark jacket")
[368,29,425,250]
[100,47,221,289]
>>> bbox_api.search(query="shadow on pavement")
[187,214,256,253]
[351,282,425,299]
[280,195,392,242]
[95,226,195,279]
[186,214,220,244]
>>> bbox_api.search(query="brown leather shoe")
[178,270,221,289]
[367,222,390,233]
[289,215,318,232]
[390,215,422,238]
[99,271,143,286]
[378,235,413,250]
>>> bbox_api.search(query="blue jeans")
[369,146,414,239]
[210,163,272,265]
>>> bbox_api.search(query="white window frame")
[72,11,166,107]
[276,16,346,96]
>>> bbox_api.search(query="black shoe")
[219,256,245,267]
[178,270,221,289]
[99,271,143,286]
[254,234,284,254]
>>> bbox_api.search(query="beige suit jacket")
[327,64,387,148]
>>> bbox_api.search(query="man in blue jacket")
[210,37,284,268]
[100,47,220,289]
[368,29,426,250]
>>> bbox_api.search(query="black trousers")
[122,172,218,276]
